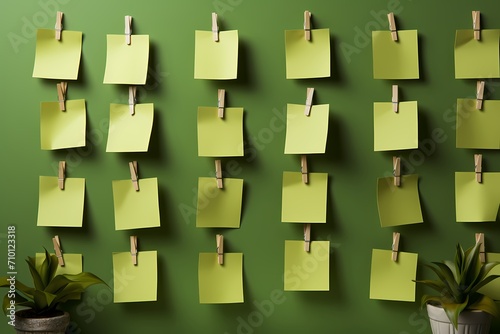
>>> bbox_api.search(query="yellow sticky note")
[455,30,500,79]
[374,101,418,151]
[35,253,82,276]
[106,103,154,152]
[285,29,331,79]
[197,106,244,157]
[456,99,500,149]
[196,177,243,228]
[40,99,86,150]
[478,253,500,300]
[282,172,328,223]
[372,30,419,79]
[284,104,329,154]
[103,35,149,84]
[369,249,418,302]
[37,176,85,227]
[198,253,243,304]
[112,178,161,230]
[377,174,423,227]
[113,251,157,303]
[284,241,330,291]
[455,172,500,222]
[33,29,82,80]
[194,30,238,79]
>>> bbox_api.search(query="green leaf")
[442,296,469,330]
[462,243,481,287]
[26,258,45,291]
[38,249,51,288]
[469,275,500,295]
[427,263,460,300]
[413,279,448,297]
[45,272,106,295]
[444,260,459,282]
[468,294,500,318]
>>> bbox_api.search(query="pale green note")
[455,172,500,222]
[40,100,86,150]
[103,35,149,84]
[112,178,161,230]
[197,106,244,157]
[478,253,500,300]
[106,103,154,152]
[372,30,419,79]
[35,253,83,275]
[454,29,500,79]
[284,104,329,154]
[198,253,244,304]
[194,30,238,79]
[32,29,82,80]
[377,174,423,227]
[369,249,418,302]
[456,99,500,149]
[374,101,418,151]
[37,176,85,227]
[113,251,157,303]
[285,29,331,79]
[282,172,328,223]
[196,177,243,228]
[284,240,330,291]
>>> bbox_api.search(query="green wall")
[2,0,500,333]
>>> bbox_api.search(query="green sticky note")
[369,249,418,302]
[194,30,238,79]
[456,99,500,149]
[196,177,243,228]
[284,104,329,154]
[282,172,328,223]
[103,35,149,84]
[37,176,85,227]
[197,106,244,157]
[454,30,500,79]
[35,253,82,275]
[32,29,82,80]
[372,30,419,79]
[285,29,330,79]
[284,240,330,291]
[374,101,418,151]
[198,253,243,304]
[478,253,500,300]
[106,103,154,152]
[377,174,423,227]
[455,172,500,222]
[113,251,157,303]
[40,100,86,150]
[112,178,161,230]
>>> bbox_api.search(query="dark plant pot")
[427,304,492,334]
[14,310,70,334]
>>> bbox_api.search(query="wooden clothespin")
[52,235,65,266]
[475,233,486,263]
[212,12,219,42]
[216,234,224,265]
[304,224,311,252]
[476,81,485,110]
[129,161,139,191]
[130,235,138,265]
[215,159,223,189]
[474,154,482,183]
[57,82,67,111]
[393,157,401,187]
[129,86,137,115]
[392,232,400,262]
[472,11,481,41]
[125,15,132,45]
[217,89,225,118]
[301,155,309,184]
[387,12,398,41]
[305,88,314,116]
[304,11,312,41]
[55,11,63,41]
[392,85,399,113]
[58,161,66,190]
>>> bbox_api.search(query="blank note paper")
[194,30,238,79]
[284,241,330,291]
[40,100,86,150]
[103,35,149,84]
[372,30,419,79]
[374,101,418,151]
[455,30,500,79]
[113,251,157,303]
[478,253,500,300]
[284,104,329,154]
[455,172,500,222]
[456,99,500,149]
[285,29,330,79]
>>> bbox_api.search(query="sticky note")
[198,253,244,304]
[374,101,418,151]
[33,29,82,80]
[194,30,238,79]
[103,35,149,84]
[372,30,419,79]
[284,104,329,154]
[106,103,154,152]
[455,172,500,222]
[40,99,86,150]
[285,29,331,79]
[36,253,82,276]
[455,29,500,79]
[456,99,500,149]
[113,251,157,303]
[284,241,330,291]
[37,176,85,227]
[478,253,500,300]
[369,249,418,302]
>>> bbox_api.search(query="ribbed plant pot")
[427,303,492,334]
[14,311,70,334]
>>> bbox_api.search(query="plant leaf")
[442,296,469,330]
[26,258,45,291]
[468,294,500,318]
[462,243,481,287]
[444,260,459,282]
[413,279,448,297]
[427,263,460,300]
[0,277,35,300]
[469,275,500,295]
[45,272,107,298]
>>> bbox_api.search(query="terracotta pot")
[14,310,70,334]
[427,303,492,334]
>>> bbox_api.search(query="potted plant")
[415,242,500,334]
[1,249,107,334]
